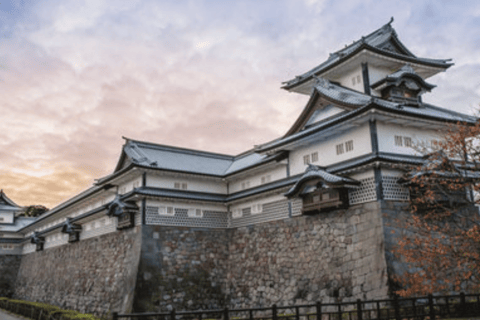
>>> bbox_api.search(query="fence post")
[272,304,278,320]
[224,307,229,320]
[394,295,400,320]
[357,299,363,320]
[112,312,118,320]
[337,303,342,320]
[316,301,322,320]
[460,292,466,317]
[171,308,176,320]
[428,294,435,320]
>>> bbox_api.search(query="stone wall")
[225,201,389,308]
[134,226,229,312]
[133,202,390,312]
[381,200,480,293]
[0,255,22,297]
[14,226,142,316]
[10,201,393,314]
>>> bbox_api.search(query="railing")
[113,293,480,320]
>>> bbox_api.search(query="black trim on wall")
[141,198,146,225]
[287,201,293,218]
[369,120,379,155]
[362,63,371,95]
[142,172,147,187]
[374,167,384,200]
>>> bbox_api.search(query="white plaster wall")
[349,169,375,181]
[381,168,405,176]
[0,212,14,224]
[43,231,68,249]
[338,67,364,92]
[229,166,287,193]
[368,65,392,86]
[146,199,226,213]
[147,175,227,194]
[377,122,443,155]
[290,123,372,176]
[230,194,286,211]
[307,105,345,126]
[118,177,143,194]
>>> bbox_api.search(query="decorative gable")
[371,65,436,106]
[107,195,139,230]
[31,232,45,252]
[285,164,360,214]
[61,218,82,243]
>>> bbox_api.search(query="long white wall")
[229,166,287,193]
[377,122,443,155]
[337,67,364,92]
[147,174,227,194]
[290,123,372,176]
[0,212,14,224]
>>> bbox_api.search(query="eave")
[257,102,476,154]
[282,45,452,93]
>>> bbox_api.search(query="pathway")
[0,309,25,320]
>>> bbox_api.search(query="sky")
[1,0,480,208]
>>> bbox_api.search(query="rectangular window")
[394,135,403,146]
[311,152,318,162]
[336,144,344,155]
[241,181,250,190]
[159,206,175,216]
[181,183,188,190]
[187,208,203,218]
[303,154,310,165]
[0,217,4,222]
[232,209,242,219]
[251,204,263,214]
[261,175,271,184]
[174,182,181,189]
[357,75,361,84]
[352,77,356,85]
[345,140,354,152]
[403,137,412,147]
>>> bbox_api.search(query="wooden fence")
[113,293,480,320]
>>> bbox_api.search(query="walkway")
[0,309,25,320]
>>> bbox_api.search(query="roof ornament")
[61,217,82,234]
[388,16,394,25]
[314,76,333,89]
[306,163,326,172]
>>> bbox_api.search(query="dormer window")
[370,65,436,106]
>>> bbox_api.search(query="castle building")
[0,20,476,315]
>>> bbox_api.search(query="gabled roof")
[370,64,436,91]
[109,138,283,179]
[0,190,22,212]
[258,79,476,153]
[282,19,452,92]
[285,165,360,198]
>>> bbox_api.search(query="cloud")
[1,0,480,207]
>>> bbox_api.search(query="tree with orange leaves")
[393,121,480,296]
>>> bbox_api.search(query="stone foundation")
[8,201,398,314]
[0,255,22,297]
[14,226,142,315]
[134,226,229,312]
[225,201,389,308]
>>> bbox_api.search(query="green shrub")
[0,297,106,320]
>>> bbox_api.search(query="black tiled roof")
[282,21,452,90]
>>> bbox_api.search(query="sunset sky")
[1,0,480,208]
